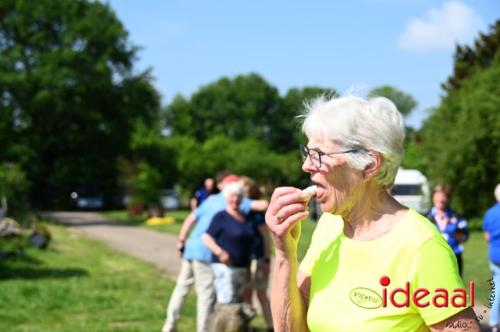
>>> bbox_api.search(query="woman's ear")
[363,151,382,180]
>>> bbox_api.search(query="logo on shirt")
[349,287,383,309]
[350,276,476,309]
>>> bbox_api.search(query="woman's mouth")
[311,182,326,201]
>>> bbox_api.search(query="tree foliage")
[368,85,417,116]
[0,0,161,208]
[165,73,281,144]
[421,20,500,217]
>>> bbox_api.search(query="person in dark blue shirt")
[426,187,469,276]
[203,182,254,303]
[190,178,215,210]
[483,183,500,332]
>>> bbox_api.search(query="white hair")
[223,182,244,198]
[301,94,405,188]
[495,183,500,202]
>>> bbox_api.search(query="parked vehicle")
[160,189,180,210]
[70,188,104,210]
[391,168,430,214]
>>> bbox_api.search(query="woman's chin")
[319,201,335,214]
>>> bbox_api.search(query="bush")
[0,163,31,219]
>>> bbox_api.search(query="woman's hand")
[176,238,185,257]
[217,250,231,265]
[265,187,310,257]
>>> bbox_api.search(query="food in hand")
[302,185,318,200]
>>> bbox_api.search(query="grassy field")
[0,214,490,331]
[0,222,197,332]
[0,221,269,332]
[463,232,491,303]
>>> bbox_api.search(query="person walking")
[203,182,256,331]
[483,183,500,332]
[190,178,216,210]
[426,186,469,276]
[161,173,268,332]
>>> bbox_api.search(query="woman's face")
[302,135,364,214]
[432,191,448,211]
[227,192,242,210]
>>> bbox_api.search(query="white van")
[391,168,430,214]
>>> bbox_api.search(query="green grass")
[0,222,196,332]
[102,210,191,235]
[463,232,491,303]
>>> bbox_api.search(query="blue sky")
[107,0,499,128]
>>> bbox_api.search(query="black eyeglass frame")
[300,144,362,169]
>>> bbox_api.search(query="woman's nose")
[302,156,316,173]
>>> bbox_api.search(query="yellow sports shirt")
[299,209,470,332]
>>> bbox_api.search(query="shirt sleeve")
[194,196,210,218]
[239,197,252,214]
[206,212,223,238]
[408,235,469,326]
[483,211,491,232]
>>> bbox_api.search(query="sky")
[107,0,499,128]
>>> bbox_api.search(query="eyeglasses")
[300,144,361,169]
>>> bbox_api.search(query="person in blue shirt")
[426,186,469,276]
[190,178,216,210]
[483,183,500,332]
[161,173,268,332]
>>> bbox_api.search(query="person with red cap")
[162,172,268,332]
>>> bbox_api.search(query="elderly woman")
[266,95,479,332]
[203,182,256,331]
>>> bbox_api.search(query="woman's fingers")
[277,203,308,221]
[266,186,310,239]
[275,211,309,237]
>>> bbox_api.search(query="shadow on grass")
[0,266,88,280]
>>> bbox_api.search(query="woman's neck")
[436,206,447,214]
[227,206,243,221]
[342,185,406,240]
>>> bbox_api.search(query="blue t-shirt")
[427,207,469,254]
[183,192,252,262]
[206,210,254,267]
[483,203,500,263]
[248,211,266,259]
[194,187,211,206]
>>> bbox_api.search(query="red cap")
[222,174,240,185]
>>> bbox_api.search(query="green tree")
[164,73,281,144]
[0,0,161,208]
[0,163,30,218]
[421,21,500,217]
[277,87,335,152]
[368,85,417,117]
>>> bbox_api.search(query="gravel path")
[41,211,181,280]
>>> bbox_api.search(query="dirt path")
[41,211,181,280]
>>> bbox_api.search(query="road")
[41,211,181,280]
